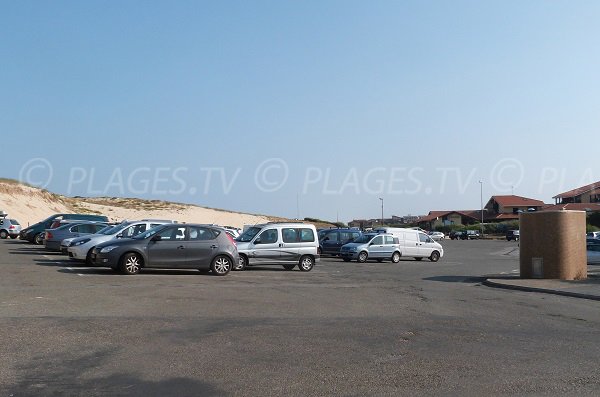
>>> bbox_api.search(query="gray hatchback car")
[91,224,239,275]
[44,222,109,251]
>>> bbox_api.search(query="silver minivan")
[235,223,320,271]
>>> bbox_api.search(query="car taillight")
[9,225,15,229]
[46,232,53,240]
[226,233,236,247]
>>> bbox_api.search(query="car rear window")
[10,219,20,225]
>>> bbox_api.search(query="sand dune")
[0,180,273,228]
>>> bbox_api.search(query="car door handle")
[211,245,218,249]
[177,246,185,250]
[279,243,284,247]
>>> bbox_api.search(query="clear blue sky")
[2,1,598,221]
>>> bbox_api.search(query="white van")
[235,223,320,271]
[373,227,444,262]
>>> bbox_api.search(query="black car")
[461,230,481,240]
[506,230,520,241]
[449,231,464,240]
[319,228,362,256]
[91,224,238,275]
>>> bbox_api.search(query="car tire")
[415,257,423,261]
[282,263,296,271]
[391,252,401,263]
[85,248,95,266]
[120,252,142,275]
[234,255,248,271]
[0,230,7,239]
[298,255,314,272]
[357,251,368,263]
[211,255,232,276]
[34,233,44,245]
[429,251,440,262]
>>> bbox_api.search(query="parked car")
[357,227,443,262]
[461,230,481,240]
[235,222,319,271]
[67,220,176,264]
[428,231,445,241]
[0,218,22,239]
[91,224,238,275]
[587,231,600,240]
[449,230,464,240]
[587,238,600,265]
[60,224,115,253]
[20,213,109,245]
[319,228,362,256]
[340,233,402,263]
[506,230,520,241]
[44,222,109,251]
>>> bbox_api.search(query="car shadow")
[9,248,64,255]
[57,268,217,276]
[33,259,72,266]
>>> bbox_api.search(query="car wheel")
[357,251,368,263]
[342,258,351,262]
[85,248,95,266]
[298,255,314,272]
[415,257,423,261]
[120,253,142,275]
[391,252,401,263]
[34,233,44,245]
[0,230,8,239]
[282,263,296,271]
[234,255,248,271]
[429,251,440,262]
[211,255,232,276]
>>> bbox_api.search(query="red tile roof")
[541,203,600,212]
[419,210,481,222]
[553,181,600,199]
[491,195,545,207]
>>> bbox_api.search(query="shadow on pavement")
[3,348,223,396]
[423,275,486,283]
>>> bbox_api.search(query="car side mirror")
[116,233,123,238]
[151,235,162,242]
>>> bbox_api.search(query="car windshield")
[102,223,131,235]
[352,234,376,244]
[237,227,261,242]
[133,224,169,240]
[95,225,113,234]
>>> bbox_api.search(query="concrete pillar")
[519,210,587,280]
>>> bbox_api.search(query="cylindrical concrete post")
[519,210,587,280]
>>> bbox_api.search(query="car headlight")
[72,238,91,247]
[100,245,118,253]
[349,247,357,252]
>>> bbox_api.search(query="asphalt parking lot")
[1,239,599,396]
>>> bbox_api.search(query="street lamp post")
[479,180,484,236]
[379,198,384,227]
